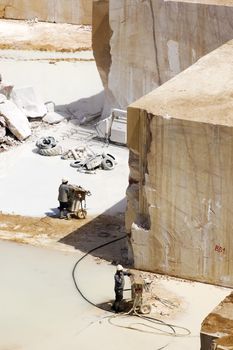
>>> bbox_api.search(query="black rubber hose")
[72,234,128,311]
[72,234,191,337]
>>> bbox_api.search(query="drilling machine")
[129,273,152,314]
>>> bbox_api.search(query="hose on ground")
[72,234,191,339]
[72,234,128,311]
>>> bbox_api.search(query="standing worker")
[112,264,131,313]
[58,178,70,219]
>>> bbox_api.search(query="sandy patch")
[0,19,92,51]
[0,212,128,257]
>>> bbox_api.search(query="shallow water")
[0,240,231,350]
[0,240,115,349]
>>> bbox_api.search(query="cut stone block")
[43,112,64,124]
[0,100,31,140]
[11,86,47,119]
[127,40,233,287]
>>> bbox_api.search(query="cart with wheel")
[67,185,91,219]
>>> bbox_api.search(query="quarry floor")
[0,19,231,350]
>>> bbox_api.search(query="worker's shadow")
[45,207,60,218]
[96,300,114,312]
[96,299,133,313]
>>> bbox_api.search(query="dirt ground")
[0,212,128,256]
[0,212,90,237]
[0,19,91,51]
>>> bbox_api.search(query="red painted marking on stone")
[215,244,225,253]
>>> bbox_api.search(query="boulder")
[11,86,47,118]
[0,126,6,141]
[43,112,64,124]
[0,115,6,141]
[0,100,31,140]
[0,93,6,103]
[0,83,13,99]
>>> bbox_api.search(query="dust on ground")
[0,19,92,52]
[0,212,92,250]
[0,212,88,236]
[139,272,188,319]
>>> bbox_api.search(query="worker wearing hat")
[112,264,132,313]
[58,178,70,219]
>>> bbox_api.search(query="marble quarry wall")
[92,1,233,286]
[93,0,233,116]
[0,0,92,24]
[92,0,114,115]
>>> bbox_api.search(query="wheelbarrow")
[67,185,91,219]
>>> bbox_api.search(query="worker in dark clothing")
[112,264,131,313]
[58,178,70,219]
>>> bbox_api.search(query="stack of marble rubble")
[0,78,64,151]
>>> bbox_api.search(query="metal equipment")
[67,185,91,219]
[130,274,152,314]
[110,109,127,144]
[70,152,117,172]
[96,108,127,145]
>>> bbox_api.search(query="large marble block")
[127,40,233,287]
